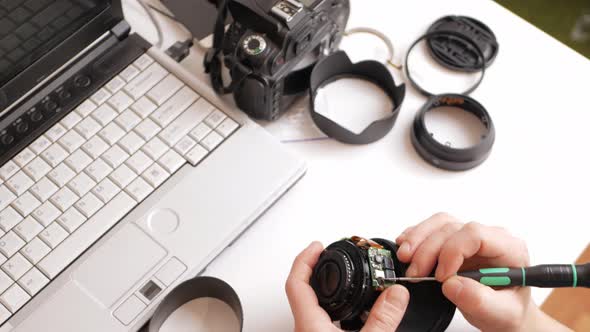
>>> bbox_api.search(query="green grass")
[496,0,590,58]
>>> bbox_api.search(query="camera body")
[311,236,456,331]
[212,0,350,120]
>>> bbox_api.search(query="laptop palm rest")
[73,224,167,308]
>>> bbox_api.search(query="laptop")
[0,0,306,331]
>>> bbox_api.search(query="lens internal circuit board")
[368,247,396,290]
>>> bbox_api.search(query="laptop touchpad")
[73,224,167,308]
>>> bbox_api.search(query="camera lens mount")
[411,94,495,171]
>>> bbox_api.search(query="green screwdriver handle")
[457,263,590,288]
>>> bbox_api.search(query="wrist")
[519,303,572,332]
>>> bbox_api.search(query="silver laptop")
[0,1,305,330]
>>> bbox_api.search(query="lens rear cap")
[426,15,499,72]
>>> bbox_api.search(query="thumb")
[362,285,409,332]
[442,276,517,325]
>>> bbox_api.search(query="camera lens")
[312,238,456,332]
[311,239,375,323]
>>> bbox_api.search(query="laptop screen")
[0,0,109,89]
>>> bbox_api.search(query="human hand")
[396,213,571,332]
[285,241,410,332]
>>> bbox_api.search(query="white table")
[123,1,590,331]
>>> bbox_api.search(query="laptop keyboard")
[0,53,239,324]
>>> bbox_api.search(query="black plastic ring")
[411,94,495,171]
[405,31,486,97]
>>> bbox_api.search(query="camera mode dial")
[242,35,267,56]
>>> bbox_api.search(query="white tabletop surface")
[123,0,590,331]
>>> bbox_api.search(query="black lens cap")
[426,15,499,72]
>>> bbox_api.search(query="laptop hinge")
[111,20,131,40]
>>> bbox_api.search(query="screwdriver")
[385,263,590,288]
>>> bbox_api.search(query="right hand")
[395,213,570,332]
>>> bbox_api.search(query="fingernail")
[435,266,446,280]
[386,285,409,307]
[443,277,464,301]
[405,265,417,278]
[399,242,411,256]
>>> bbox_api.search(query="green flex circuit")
[368,247,397,290]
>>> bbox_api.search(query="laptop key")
[124,62,167,100]
[125,177,152,202]
[45,123,67,142]
[134,118,161,141]
[0,284,30,313]
[90,88,111,106]
[0,303,9,324]
[0,186,16,211]
[131,96,157,119]
[0,231,25,257]
[64,150,93,173]
[133,54,154,70]
[29,135,51,155]
[141,163,169,188]
[101,145,129,169]
[125,151,152,174]
[55,208,85,233]
[105,76,126,94]
[115,109,141,132]
[91,104,118,126]
[85,159,112,183]
[23,157,51,181]
[50,187,78,212]
[0,271,11,294]
[47,163,75,188]
[29,177,58,202]
[31,201,60,227]
[0,207,21,233]
[20,237,50,265]
[14,217,42,242]
[57,130,85,154]
[18,267,48,296]
[185,145,209,166]
[2,253,32,280]
[39,223,68,248]
[75,117,101,139]
[81,136,109,160]
[109,164,137,189]
[92,179,119,203]
[147,74,183,105]
[67,173,96,197]
[119,65,140,82]
[158,150,185,174]
[13,148,35,167]
[0,161,19,181]
[108,91,134,113]
[59,111,82,130]
[118,131,145,155]
[74,193,103,218]
[11,192,41,217]
[40,143,68,167]
[6,171,34,196]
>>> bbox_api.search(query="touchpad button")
[73,224,167,308]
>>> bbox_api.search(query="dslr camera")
[311,236,456,331]
[205,0,350,120]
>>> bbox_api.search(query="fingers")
[362,285,409,332]
[405,222,462,277]
[285,242,332,327]
[436,222,530,280]
[396,212,460,263]
[442,276,527,327]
